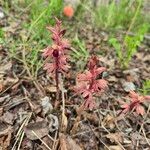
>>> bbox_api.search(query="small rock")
[41,96,53,115]
[46,114,59,132]
[123,82,136,92]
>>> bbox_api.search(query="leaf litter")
[0,1,150,150]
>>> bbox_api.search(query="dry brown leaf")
[70,116,81,135]
[0,132,12,150]
[3,77,18,87]
[59,133,68,150]
[2,111,15,125]
[100,57,115,68]
[105,145,122,150]
[143,54,150,62]
[82,111,99,125]
[131,132,149,145]
[66,136,82,150]
[61,113,68,132]
[0,122,12,136]
[0,121,12,149]
[59,133,82,150]
[105,132,123,144]
[0,108,3,117]
[0,61,12,74]
[41,136,54,150]
[46,86,57,92]
[0,82,3,92]
[24,121,49,140]
[108,76,118,82]
[103,114,115,129]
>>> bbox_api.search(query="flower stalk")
[119,91,150,116]
[43,18,70,101]
[74,55,108,110]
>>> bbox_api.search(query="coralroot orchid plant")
[43,18,70,100]
[120,91,150,116]
[74,56,108,110]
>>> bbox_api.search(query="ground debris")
[46,114,59,132]
[59,133,82,150]
[0,121,12,149]
[24,121,49,140]
[1,111,15,125]
[0,1,149,149]
[41,96,53,115]
[105,132,123,144]
[122,81,136,92]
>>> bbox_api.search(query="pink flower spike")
[74,55,108,110]
[42,17,71,101]
[119,91,150,116]
[42,17,70,76]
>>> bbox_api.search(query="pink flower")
[74,56,108,109]
[42,18,70,76]
[120,91,150,116]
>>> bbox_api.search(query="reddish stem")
[55,57,59,101]
[129,100,140,111]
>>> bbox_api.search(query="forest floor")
[0,2,150,150]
